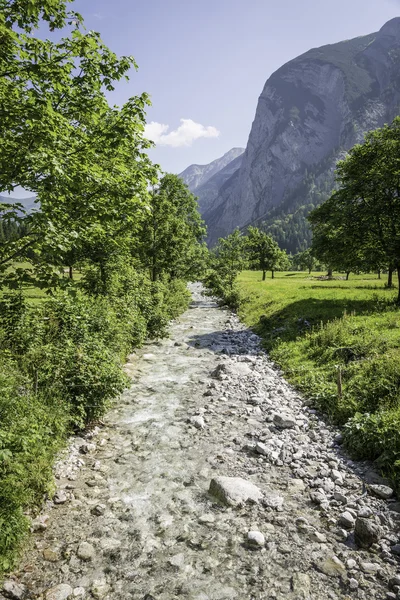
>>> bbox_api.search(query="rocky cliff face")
[179,148,244,192]
[204,18,400,249]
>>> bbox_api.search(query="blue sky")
[14,0,400,197]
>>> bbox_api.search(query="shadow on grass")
[307,285,397,291]
[253,296,397,350]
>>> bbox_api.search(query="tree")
[211,229,247,291]
[245,226,288,279]
[0,0,157,289]
[309,117,400,297]
[136,174,206,282]
[293,249,317,274]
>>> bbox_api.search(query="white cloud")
[144,118,220,148]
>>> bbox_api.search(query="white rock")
[247,531,265,547]
[91,579,109,600]
[369,484,393,499]
[318,556,346,579]
[209,476,263,506]
[349,578,359,590]
[3,581,27,600]
[338,511,355,529]
[190,415,205,429]
[53,490,68,504]
[273,413,297,429]
[168,553,185,569]
[45,584,74,600]
[77,541,95,561]
[360,562,380,574]
[310,531,327,543]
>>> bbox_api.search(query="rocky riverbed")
[3,284,400,600]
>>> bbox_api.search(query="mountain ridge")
[199,17,400,250]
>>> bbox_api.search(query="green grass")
[237,270,400,487]
[3,263,83,304]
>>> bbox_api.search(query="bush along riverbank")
[205,268,400,491]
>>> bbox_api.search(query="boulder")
[354,517,382,549]
[209,476,263,506]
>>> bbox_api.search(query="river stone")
[360,562,380,574]
[77,541,95,561]
[3,581,27,599]
[369,484,394,499]
[291,573,311,598]
[263,494,284,510]
[354,517,382,548]
[349,578,359,590]
[43,548,59,562]
[91,504,106,516]
[247,531,265,547]
[310,531,327,543]
[45,584,73,600]
[209,476,263,506]
[273,413,296,429]
[91,580,109,600]
[32,515,49,532]
[53,490,68,504]
[190,415,205,429]
[317,556,346,579]
[338,511,355,530]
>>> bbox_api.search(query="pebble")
[190,415,205,429]
[360,562,380,574]
[2,581,27,600]
[318,556,347,579]
[53,491,68,504]
[77,541,95,561]
[349,578,359,590]
[45,584,74,600]
[247,531,265,547]
[273,413,297,429]
[338,511,355,529]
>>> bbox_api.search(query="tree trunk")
[388,268,393,288]
[69,265,73,280]
[271,270,275,279]
[308,268,311,274]
[327,269,333,278]
[378,270,381,279]
[346,272,350,280]
[262,270,266,281]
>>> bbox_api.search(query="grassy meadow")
[237,270,400,486]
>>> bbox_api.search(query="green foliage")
[292,249,317,273]
[236,270,400,489]
[136,174,207,283]
[309,117,400,299]
[0,353,68,572]
[246,226,289,279]
[203,229,246,307]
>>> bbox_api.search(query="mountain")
[179,147,245,194]
[203,18,400,250]
[0,195,38,214]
